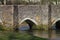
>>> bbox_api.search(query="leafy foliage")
[0,25,4,31]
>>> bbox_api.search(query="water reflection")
[19,28,60,39]
[19,26,29,31]
[18,25,60,40]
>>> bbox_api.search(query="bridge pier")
[13,5,19,32]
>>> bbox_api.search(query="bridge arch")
[19,18,38,30]
[20,18,38,25]
[52,18,60,30]
[52,18,60,25]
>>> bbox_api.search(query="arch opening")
[52,20,60,34]
[19,18,37,31]
[52,20,60,30]
[55,20,60,30]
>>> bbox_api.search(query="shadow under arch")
[52,18,60,30]
[19,18,38,30]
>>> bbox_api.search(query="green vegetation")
[0,31,48,40]
[0,25,4,31]
[0,24,48,40]
[36,25,48,30]
[0,25,13,31]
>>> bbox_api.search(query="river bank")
[0,31,48,40]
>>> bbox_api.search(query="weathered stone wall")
[0,5,60,30]
[0,5,13,27]
[51,5,60,24]
[18,5,48,25]
[0,5,3,23]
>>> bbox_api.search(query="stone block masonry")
[0,4,60,30]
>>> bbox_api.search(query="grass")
[0,25,48,40]
[0,31,48,40]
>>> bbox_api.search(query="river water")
[19,26,60,40]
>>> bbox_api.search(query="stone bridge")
[0,5,60,30]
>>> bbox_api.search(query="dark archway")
[55,20,60,30]
[25,20,36,30]
[55,20,60,34]
[19,19,37,31]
